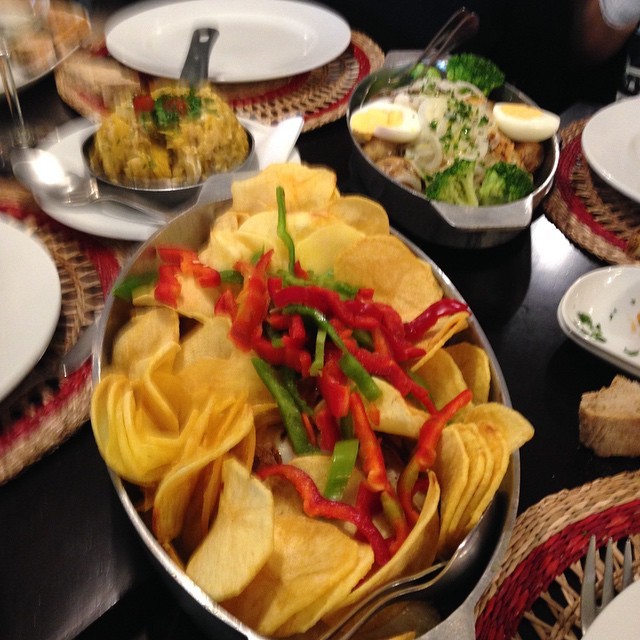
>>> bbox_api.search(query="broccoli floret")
[478,162,534,205]
[446,53,505,96]
[425,159,479,206]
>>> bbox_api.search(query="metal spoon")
[319,499,499,640]
[10,147,175,226]
[180,27,218,84]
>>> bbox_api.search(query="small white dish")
[582,97,640,204]
[0,215,61,402]
[557,265,640,378]
[105,0,351,83]
[37,116,302,242]
[583,579,640,640]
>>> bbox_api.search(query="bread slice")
[579,375,640,457]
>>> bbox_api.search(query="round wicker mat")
[0,179,132,485]
[543,118,640,265]
[54,31,384,132]
[475,470,640,639]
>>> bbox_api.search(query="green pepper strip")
[323,438,359,500]
[112,272,157,301]
[397,389,473,524]
[309,328,327,376]
[276,185,296,273]
[219,269,244,284]
[282,304,381,402]
[257,463,390,566]
[251,357,316,455]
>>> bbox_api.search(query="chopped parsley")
[575,312,606,342]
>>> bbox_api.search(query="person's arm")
[573,0,640,62]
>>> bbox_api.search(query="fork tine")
[622,538,634,589]
[601,538,615,608]
[581,535,598,633]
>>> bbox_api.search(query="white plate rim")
[0,214,61,402]
[105,0,351,82]
[557,264,640,378]
[582,97,640,204]
[583,579,640,640]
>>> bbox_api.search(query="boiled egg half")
[349,101,421,144]
[493,102,560,142]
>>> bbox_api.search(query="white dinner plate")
[583,579,640,640]
[105,0,351,82]
[557,265,640,378]
[582,97,640,203]
[37,117,301,242]
[0,215,61,402]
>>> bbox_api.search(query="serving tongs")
[361,7,479,103]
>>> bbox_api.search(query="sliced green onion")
[276,185,296,273]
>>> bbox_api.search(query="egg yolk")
[350,108,405,138]
[497,104,544,120]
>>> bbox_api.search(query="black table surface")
[1,71,639,640]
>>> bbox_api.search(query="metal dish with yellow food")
[91,163,533,639]
[83,83,256,206]
[348,53,560,248]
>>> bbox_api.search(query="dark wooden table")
[0,66,638,640]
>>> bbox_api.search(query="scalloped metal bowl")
[347,69,560,249]
[81,126,257,208]
[92,202,519,640]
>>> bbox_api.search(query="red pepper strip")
[380,489,410,555]
[301,413,318,449]
[281,314,307,350]
[214,289,237,319]
[229,251,273,351]
[314,404,341,452]
[403,298,470,341]
[156,246,221,288]
[318,353,350,419]
[133,94,154,113]
[350,391,389,493]
[251,335,312,376]
[397,389,473,524]
[257,464,390,566]
[154,264,181,307]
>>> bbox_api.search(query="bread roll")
[579,375,640,457]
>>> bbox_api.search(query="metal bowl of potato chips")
[347,65,559,249]
[92,164,530,639]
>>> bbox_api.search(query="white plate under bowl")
[583,579,640,640]
[582,97,640,204]
[105,0,351,83]
[0,215,61,402]
[37,117,301,242]
[557,265,640,378]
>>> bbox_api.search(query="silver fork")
[581,535,634,634]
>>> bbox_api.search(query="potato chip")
[327,195,390,235]
[372,377,428,439]
[413,349,468,411]
[463,402,535,452]
[296,222,365,275]
[333,235,443,322]
[111,306,180,379]
[445,342,491,405]
[174,316,235,370]
[222,511,373,636]
[231,163,338,214]
[410,312,469,371]
[186,457,274,601]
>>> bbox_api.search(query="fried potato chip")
[372,377,428,439]
[153,395,254,543]
[296,222,365,275]
[186,457,274,601]
[198,227,266,271]
[327,195,390,235]
[413,349,468,411]
[433,425,469,556]
[445,342,491,405]
[410,312,470,371]
[222,511,373,636]
[111,306,180,379]
[231,163,339,214]
[174,317,235,370]
[333,235,443,322]
[463,403,535,452]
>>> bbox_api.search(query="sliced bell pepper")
[257,463,390,566]
[403,298,470,341]
[314,404,341,452]
[323,438,359,500]
[276,186,296,273]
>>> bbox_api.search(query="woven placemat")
[0,179,132,485]
[54,31,384,132]
[543,118,640,265]
[475,470,640,639]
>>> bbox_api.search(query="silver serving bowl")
[347,68,560,249]
[92,202,519,639]
[82,127,257,209]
